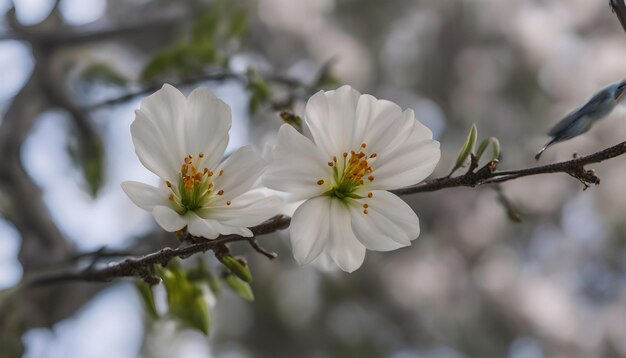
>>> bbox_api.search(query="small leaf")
[220,256,252,283]
[449,124,477,176]
[135,280,158,319]
[224,273,254,301]
[248,93,261,115]
[491,137,501,161]
[475,137,490,161]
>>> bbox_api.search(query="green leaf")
[228,10,248,39]
[491,137,501,161]
[475,137,490,162]
[80,63,127,87]
[449,124,477,176]
[219,256,252,283]
[248,93,261,115]
[224,273,254,301]
[67,130,105,197]
[135,280,159,319]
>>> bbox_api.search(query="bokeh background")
[2,0,626,357]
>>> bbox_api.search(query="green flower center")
[167,153,229,214]
[319,143,376,214]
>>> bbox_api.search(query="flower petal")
[305,85,360,157]
[187,214,221,239]
[131,109,181,181]
[121,181,167,211]
[326,198,366,272]
[289,196,331,265]
[347,193,419,251]
[366,191,420,242]
[138,84,187,159]
[263,124,330,200]
[212,145,267,201]
[202,193,282,227]
[185,87,231,169]
[188,213,254,239]
[371,121,441,190]
[353,95,415,155]
[152,206,187,232]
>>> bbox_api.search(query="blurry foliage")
[141,1,249,82]
[79,63,127,88]
[66,133,105,197]
[246,68,271,114]
[135,256,256,335]
[157,263,211,335]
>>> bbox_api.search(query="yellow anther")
[361,143,367,148]
[368,192,373,198]
[363,203,368,208]
[208,170,213,177]
[363,209,368,214]
[317,179,324,185]
[226,200,231,206]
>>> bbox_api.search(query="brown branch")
[391,141,626,196]
[26,215,290,286]
[24,140,626,286]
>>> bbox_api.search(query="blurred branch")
[6,9,187,46]
[610,0,626,34]
[85,69,308,111]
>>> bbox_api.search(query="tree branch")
[23,140,626,286]
[26,215,290,286]
[391,141,626,195]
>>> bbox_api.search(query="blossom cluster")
[123,84,440,272]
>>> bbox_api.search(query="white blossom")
[122,84,280,239]
[263,85,441,272]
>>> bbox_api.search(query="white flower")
[263,85,441,272]
[122,84,280,239]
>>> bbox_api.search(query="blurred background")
[2,0,626,357]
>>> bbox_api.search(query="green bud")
[449,124,477,176]
[220,256,253,283]
[224,273,254,301]
[135,280,158,319]
[475,137,490,161]
[491,137,501,161]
